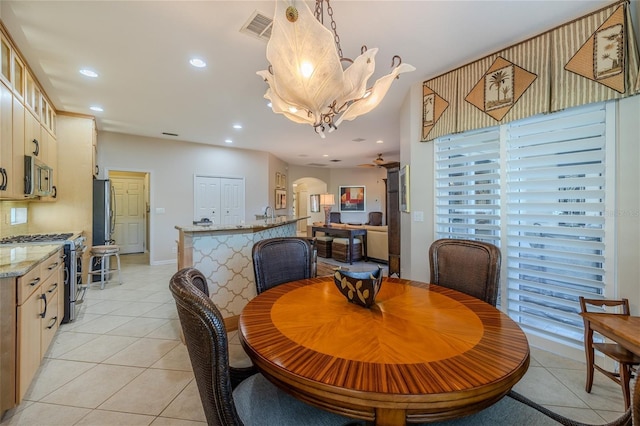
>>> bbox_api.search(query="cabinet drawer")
[17,250,63,305]
[17,264,42,306]
[40,251,63,283]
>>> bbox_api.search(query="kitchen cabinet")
[0,34,11,87]
[0,81,12,196]
[92,121,98,177]
[0,25,58,201]
[11,53,24,101]
[0,81,26,199]
[0,274,16,416]
[24,109,42,160]
[24,71,40,118]
[16,249,63,402]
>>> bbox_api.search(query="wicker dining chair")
[252,237,315,295]
[173,268,256,389]
[169,267,356,426]
[428,238,501,306]
[579,297,640,409]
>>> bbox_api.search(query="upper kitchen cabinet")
[0,34,11,87]
[24,71,40,119]
[0,81,12,197]
[11,53,24,101]
[24,109,42,160]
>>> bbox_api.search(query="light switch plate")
[413,211,424,222]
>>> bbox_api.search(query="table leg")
[375,408,406,425]
[363,232,368,261]
[349,234,354,264]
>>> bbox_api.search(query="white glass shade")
[257,0,415,136]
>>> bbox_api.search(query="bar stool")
[88,245,123,289]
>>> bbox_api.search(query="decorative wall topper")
[551,2,638,111]
[339,186,365,212]
[465,56,537,122]
[422,83,450,141]
[420,0,639,142]
[565,5,626,93]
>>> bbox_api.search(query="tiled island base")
[176,218,301,319]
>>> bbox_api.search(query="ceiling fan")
[358,153,392,168]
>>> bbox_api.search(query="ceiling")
[1,0,612,168]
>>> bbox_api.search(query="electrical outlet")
[171,247,177,254]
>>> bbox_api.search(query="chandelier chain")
[314,0,343,60]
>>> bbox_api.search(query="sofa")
[309,222,389,263]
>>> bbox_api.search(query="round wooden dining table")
[238,276,530,426]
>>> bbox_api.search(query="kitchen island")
[175,216,308,324]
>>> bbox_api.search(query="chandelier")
[257,0,415,138]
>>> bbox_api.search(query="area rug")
[317,261,348,277]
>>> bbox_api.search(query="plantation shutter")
[434,102,612,350]
[505,103,609,348]
[434,128,501,245]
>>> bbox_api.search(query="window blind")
[434,102,612,350]
[505,103,608,348]
[435,128,501,245]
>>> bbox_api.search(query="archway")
[292,177,327,236]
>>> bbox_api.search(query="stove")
[0,232,86,323]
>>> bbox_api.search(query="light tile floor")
[1,254,626,425]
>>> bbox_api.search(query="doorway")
[292,177,327,236]
[108,171,149,255]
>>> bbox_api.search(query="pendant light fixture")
[257,0,415,138]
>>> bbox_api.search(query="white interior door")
[194,176,221,224]
[220,178,244,225]
[112,176,145,254]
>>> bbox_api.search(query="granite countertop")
[0,243,65,278]
[176,215,308,233]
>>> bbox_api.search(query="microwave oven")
[24,155,53,197]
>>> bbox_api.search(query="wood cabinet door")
[17,289,43,401]
[24,110,41,159]
[40,280,59,356]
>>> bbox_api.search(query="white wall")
[288,164,387,224]
[328,167,387,224]
[98,132,270,264]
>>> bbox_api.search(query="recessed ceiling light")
[79,69,98,78]
[376,140,384,144]
[233,124,243,129]
[189,58,207,68]
[322,154,329,157]
[89,106,103,112]
[224,139,233,144]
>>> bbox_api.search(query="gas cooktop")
[0,233,74,244]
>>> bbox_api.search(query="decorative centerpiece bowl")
[333,267,383,308]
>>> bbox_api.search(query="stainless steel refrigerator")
[92,179,116,281]
[93,179,116,245]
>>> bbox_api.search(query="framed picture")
[339,186,365,212]
[280,173,287,189]
[275,172,282,189]
[275,189,287,209]
[310,194,320,213]
[400,164,410,212]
